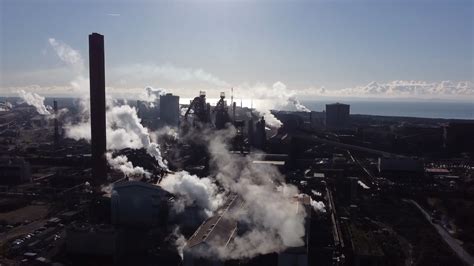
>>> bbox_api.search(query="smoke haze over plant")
[156,127,325,259]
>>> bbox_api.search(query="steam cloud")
[106,153,151,179]
[48,38,84,72]
[159,127,325,260]
[138,86,167,108]
[17,89,51,115]
[0,102,13,112]
[310,197,326,213]
[238,81,311,128]
[160,171,224,216]
[66,103,168,170]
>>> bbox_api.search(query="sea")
[301,100,474,120]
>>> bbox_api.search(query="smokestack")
[89,33,107,183]
[53,99,59,148]
[232,102,236,122]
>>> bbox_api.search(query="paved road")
[407,199,474,266]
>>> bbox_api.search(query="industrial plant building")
[325,103,350,130]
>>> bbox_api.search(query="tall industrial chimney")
[89,33,107,183]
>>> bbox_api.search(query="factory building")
[325,103,350,130]
[160,93,180,127]
[444,122,474,152]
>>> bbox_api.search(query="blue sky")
[0,0,473,99]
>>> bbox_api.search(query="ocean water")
[301,100,474,120]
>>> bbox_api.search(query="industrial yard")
[0,32,473,266]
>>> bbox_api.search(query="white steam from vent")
[0,101,13,112]
[138,86,167,108]
[208,128,306,258]
[237,82,311,128]
[48,38,84,72]
[159,127,325,260]
[310,198,326,213]
[17,90,51,115]
[160,171,224,216]
[106,153,151,179]
[66,102,168,170]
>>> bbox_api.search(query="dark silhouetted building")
[89,33,107,183]
[214,92,230,129]
[159,93,180,127]
[325,103,350,130]
[444,122,474,152]
[184,91,211,127]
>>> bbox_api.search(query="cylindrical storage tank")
[111,181,166,228]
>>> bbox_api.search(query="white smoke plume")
[311,189,322,197]
[108,104,167,169]
[106,153,151,179]
[17,89,51,115]
[310,197,326,213]
[145,86,166,101]
[100,183,113,197]
[136,86,168,108]
[207,129,307,258]
[358,180,370,190]
[0,101,13,112]
[172,227,187,260]
[48,37,90,116]
[150,126,179,143]
[160,127,324,260]
[237,82,311,128]
[221,182,306,259]
[48,38,84,72]
[160,171,224,216]
[66,103,168,169]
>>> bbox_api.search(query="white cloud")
[308,80,474,99]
